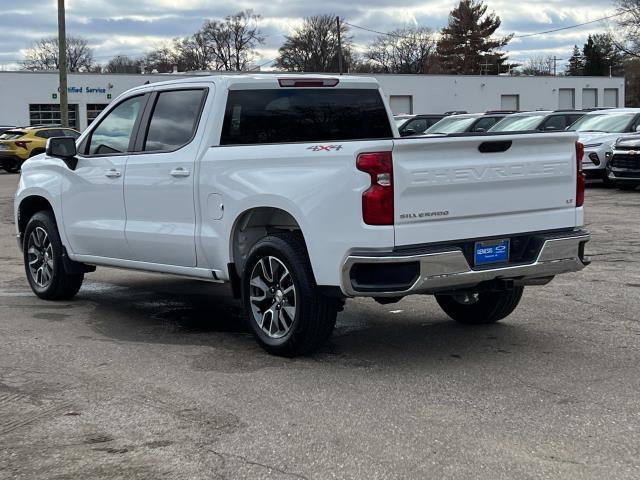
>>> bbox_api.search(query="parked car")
[0,126,80,173]
[397,114,447,136]
[424,112,511,135]
[0,126,15,135]
[607,136,640,190]
[15,74,590,356]
[568,109,640,182]
[489,110,586,134]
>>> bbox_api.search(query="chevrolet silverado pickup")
[15,74,590,356]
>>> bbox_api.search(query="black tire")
[242,232,339,357]
[435,287,524,325]
[23,211,84,300]
[4,159,21,173]
[29,149,45,158]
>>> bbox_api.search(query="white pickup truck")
[15,74,590,356]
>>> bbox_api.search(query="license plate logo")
[475,239,510,266]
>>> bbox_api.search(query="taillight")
[576,141,585,207]
[15,140,31,150]
[356,151,394,225]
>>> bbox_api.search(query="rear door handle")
[170,167,191,177]
[105,169,121,178]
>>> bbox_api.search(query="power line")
[513,11,627,38]
[345,10,627,42]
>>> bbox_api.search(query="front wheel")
[242,233,339,357]
[435,287,524,325]
[23,211,84,300]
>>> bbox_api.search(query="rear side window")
[220,89,392,145]
[143,89,206,152]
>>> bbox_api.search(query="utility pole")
[336,16,343,75]
[57,0,69,128]
[553,56,557,76]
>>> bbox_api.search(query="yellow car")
[0,126,80,173]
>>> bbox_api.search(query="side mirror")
[635,125,640,132]
[475,127,486,133]
[46,137,78,170]
[545,126,559,131]
[401,128,416,137]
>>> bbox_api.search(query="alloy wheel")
[27,227,54,288]
[249,256,297,339]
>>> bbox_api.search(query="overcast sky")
[0,0,619,71]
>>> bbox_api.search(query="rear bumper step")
[341,230,590,297]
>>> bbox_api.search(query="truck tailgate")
[392,132,579,247]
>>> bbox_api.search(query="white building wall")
[0,71,626,131]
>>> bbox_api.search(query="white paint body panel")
[15,74,585,290]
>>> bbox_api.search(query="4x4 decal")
[306,145,343,152]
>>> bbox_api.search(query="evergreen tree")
[437,0,512,74]
[566,45,585,76]
[583,34,624,76]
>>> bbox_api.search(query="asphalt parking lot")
[0,172,639,480]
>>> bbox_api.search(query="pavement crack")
[208,449,309,480]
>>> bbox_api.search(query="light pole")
[57,0,69,128]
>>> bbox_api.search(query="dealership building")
[0,70,626,131]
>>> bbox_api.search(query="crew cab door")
[61,94,147,258]
[122,87,208,267]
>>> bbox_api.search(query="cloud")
[0,0,619,70]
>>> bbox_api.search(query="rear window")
[0,130,26,140]
[220,89,392,145]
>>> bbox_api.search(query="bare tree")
[201,10,264,71]
[615,0,640,57]
[364,27,437,74]
[104,55,141,74]
[275,15,355,72]
[22,36,95,72]
[521,55,555,76]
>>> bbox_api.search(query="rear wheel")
[4,159,20,173]
[23,211,84,300]
[242,233,339,357]
[435,287,524,325]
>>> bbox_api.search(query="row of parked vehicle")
[395,108,640,191]
[0,125,80,173]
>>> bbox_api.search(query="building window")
[582,88,598,109]
[558,89,575,109]
[389,95,413,115]
[87,104,109,125]
[29,104,79,129]
[500,94,520,111]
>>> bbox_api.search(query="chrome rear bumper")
[341,231,590,297]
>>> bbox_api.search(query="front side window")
[542,115,566,131]
[472,116,501,132]
[403,118,428,135]
[220,89,392,145]
[88,95,145,155]
[143,89,206,152]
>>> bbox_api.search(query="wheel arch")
[17,194,56,243]
[228,206,310,279]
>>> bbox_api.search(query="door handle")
[170,167,191,177]
[105,169,121,178]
